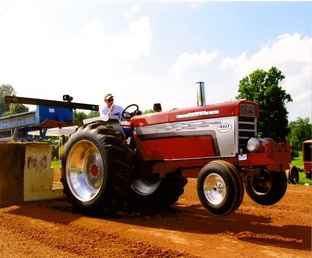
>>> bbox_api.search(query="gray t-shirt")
[101,105,124,120]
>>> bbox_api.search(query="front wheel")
[197,161,243,216]
[245,170,287,206]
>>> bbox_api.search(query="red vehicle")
[62,84,290,216]
[303,140,312,178]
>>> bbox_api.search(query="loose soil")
[0,180,311,258]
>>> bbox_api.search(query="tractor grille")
[238,117,257,153]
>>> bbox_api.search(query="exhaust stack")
[196,81,206,107]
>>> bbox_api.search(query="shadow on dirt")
[113,204,312,251]
[7,200,82,225]
[6,200,311,252]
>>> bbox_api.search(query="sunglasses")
[106,98,114,102]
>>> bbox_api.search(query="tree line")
[236,67,311,157]
[1,66,311,156]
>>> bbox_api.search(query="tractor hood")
[131,100,259,127]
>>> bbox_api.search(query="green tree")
[3,103,29,116]
[288,118,312,157]
[0,84,29,116]
[143,109,154,114]
[237,67,292,141]
[74,111,88,125]
[10,103,29,114]
[0,84,15,115]
[87,110,100,118]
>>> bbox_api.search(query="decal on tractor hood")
[176,110,219,119]
[218,122,232,133]
[135,116,237,157]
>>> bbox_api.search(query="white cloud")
[170,33,312,121]
[171,50,219,75]
[0,1,153,110]
[0,2,310,123]
[124,4,141,19]
[116,16,152,59]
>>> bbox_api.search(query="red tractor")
[62,84,290,216]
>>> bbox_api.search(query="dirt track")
[0,180,311,258]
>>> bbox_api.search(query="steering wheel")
[122,104,140,120]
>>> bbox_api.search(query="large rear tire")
[128,171,187,212]
[245,170,287,206]
[61,121,134,214]
[197,160,243,216]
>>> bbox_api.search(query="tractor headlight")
[247,137,261,153]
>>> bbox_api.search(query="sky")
[0,0,311,121]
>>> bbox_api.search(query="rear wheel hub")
[66,140,105,203]
[90,164,100,177]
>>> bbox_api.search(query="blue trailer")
[0,96,98,140]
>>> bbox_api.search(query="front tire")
[197,160,243,216]
[245,170,287,206]
[212,160,245,210]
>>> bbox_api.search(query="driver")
[102,93,124,121]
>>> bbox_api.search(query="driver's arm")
[114,105,124,121]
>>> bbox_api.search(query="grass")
[51,159,62,169]
[291,151,312,185]
[291,152,303,169]
[299,172,312,185]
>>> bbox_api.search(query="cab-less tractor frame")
[62,83,290,216]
